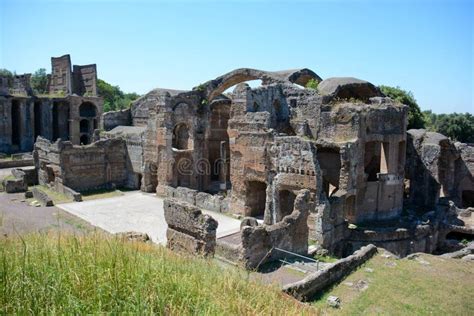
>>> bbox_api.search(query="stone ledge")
[283,244,377,301]
[31,187,54,207]
[0,159,34,169]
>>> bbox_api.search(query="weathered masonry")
[105,68,415,255]
[0,54,103,154]
[26,65,473,259]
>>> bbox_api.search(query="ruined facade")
[405,129,474,211]
[0,55,103,154]
[18,64,471,260]
[34,136,136,193]
[105,68,410,255]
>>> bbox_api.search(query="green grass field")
[313,252,474,315]
[0,233,315,315]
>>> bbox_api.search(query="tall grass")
[0,232,315,315]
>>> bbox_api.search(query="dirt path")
[0,192,98,237]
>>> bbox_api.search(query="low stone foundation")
[3,178,28,193]
[31,187,54,206]
[283,244,378,301]
[12,168,37,186]
[164,198,218,257]
[346,224,438,257]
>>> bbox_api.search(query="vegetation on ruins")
[379,85,425,129]
[97,79,140,112]
[31,68,48,94]
[305,78,319,90]
[0,233,314,315]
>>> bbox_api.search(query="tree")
[31,68,48,94]
[97,79,139,112]
[379,85,425,129]
[422,112,474,143]
[0,68,13,78]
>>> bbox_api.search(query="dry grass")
[0,232,317,315]
[313,252,474,315]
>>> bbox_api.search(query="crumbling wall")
[12,74,32,96]
[102,109,131,131]
[0,55,103,154]
[239,190,311,269]
[72,64,98,96]
[164,198,218,256]
[34,136,131,192]
[455,142,474,208]
[49,55,72,95]
[405,129,473,210]
[106,126,145,188]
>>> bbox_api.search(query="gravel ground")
[0,192,96,237]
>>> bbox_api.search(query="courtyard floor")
[56,191,241,244]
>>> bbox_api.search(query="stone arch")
[173,102,193,113]
[79,102,97,118]
[202,68,322,101]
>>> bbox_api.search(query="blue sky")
[1,0,472,113]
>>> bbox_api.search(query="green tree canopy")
[97,79,140,112]
[379,85,425,129]
[31,68,48,94]
[0,69,13,78]
[423,111,474,143]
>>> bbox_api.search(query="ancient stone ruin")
[105,67,471,260]
[2,64,473,267]
[0,54,103,154]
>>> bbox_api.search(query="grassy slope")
[0,233,316,315]
[313,252,474,315]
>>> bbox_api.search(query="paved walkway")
[56,191,241,244]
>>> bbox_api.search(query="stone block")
[31,187,54,206]
[164,198,218,256]
[4,178,28,193]
[195,192,223,212]
[174,187,198,205]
